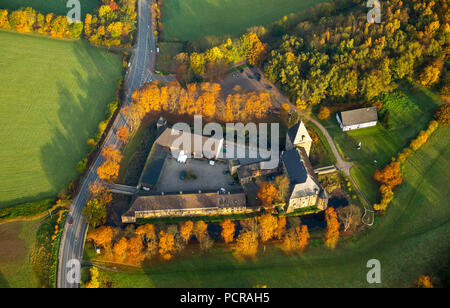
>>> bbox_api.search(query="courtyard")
[154,157,239,194]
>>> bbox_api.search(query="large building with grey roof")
[336,107,378,131]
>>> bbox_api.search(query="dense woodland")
[84,0,137,47]
[264,0,449,108]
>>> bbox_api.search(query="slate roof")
[338,107,378,126]
[140,144,168,187]
[287,121,312,145]
[128,191,247,212]
[281,149,308,184]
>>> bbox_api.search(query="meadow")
[0,0,97,19]
[161,0,328,41]
[0,31,122,206]
[0,219,40,288]
[320,85,442,204]
[91,125,450,287]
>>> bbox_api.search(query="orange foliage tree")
[158,230,175,260]
[275,216,287,240]
[324,207,340,249]
[87,226,114,254]
[116,126,130,144]
[258,214,278,243]
[257,182,279,210]
[180,221,194,244]
[373,161,403,188]
[220,219,236,244]
[235,230,259,258]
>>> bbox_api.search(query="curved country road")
[57,0,171,288]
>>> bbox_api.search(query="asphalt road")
[57,0,167,288]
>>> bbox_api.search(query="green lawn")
[161,0,328,41]
[0,0,98,19]
[0,219,41,288]
[0,31,122,206]
[322,86,442,204]
[91,125,450,287]
[155,42,185,74]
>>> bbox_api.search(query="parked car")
[266,85,273,90]
[142,186,150,191]
[180,170,186,180]
[223,170,230,175]
[228,181,237,186]
[68,216,73,226]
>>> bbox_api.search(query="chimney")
[179,191,183,195]
[198,190,202,194]
[161,192,165,196]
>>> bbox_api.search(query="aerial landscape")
[0,0,448,293]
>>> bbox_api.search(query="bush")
[0,198,55,221]
[434,104,450,126]
[317,106,331,120]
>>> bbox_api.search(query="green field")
[0,219,40,288]
[0,31,122,206]
[0,0,98,19]
[90,125,450,287]
[321,86,442,204]
[161,0,328,41]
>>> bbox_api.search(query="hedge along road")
[57,0,173,288]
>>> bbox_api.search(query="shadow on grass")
[0,272,10,288]
[39,41,121,195]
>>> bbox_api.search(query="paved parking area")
[155,157,238,193]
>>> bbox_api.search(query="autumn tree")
[415,275,434,288]
[318,106,331,120]
[373,184,394,212]
[135,224,158,258]
[258,214,278,243]
[296,225,310,253]
[241,32,268,66]
[235,230,259,258]
[112,237,129,263]
[127,236,146,265]
[324,207,340,249]
[86,266,107,288]
[220,219,236,244]
[88,181,112,205]
[180,221,194,244]
[434,104,449,126]
[374,161,403,188]
[257,182,279,210]
[82,199,107,228]
[116,126,130,144]
[419,59,444,88]
[275,216,286,240]
[87,226,114,254]
[158,230,175,260]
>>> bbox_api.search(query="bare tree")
[337,205,362,232]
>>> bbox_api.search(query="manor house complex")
[122,120,328,223]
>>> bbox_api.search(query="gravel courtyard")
[154,157,238,193]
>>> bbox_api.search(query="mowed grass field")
[0,31,122,206]
[93,126,450,287]
[161,0,328,41]
[0,219,40,288]
[321,86,442,204]
[0,0,97,19]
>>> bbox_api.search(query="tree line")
[373,106,447,212]
[123,81,273,130]
[86,208,343,266]
[0,7,83,39]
